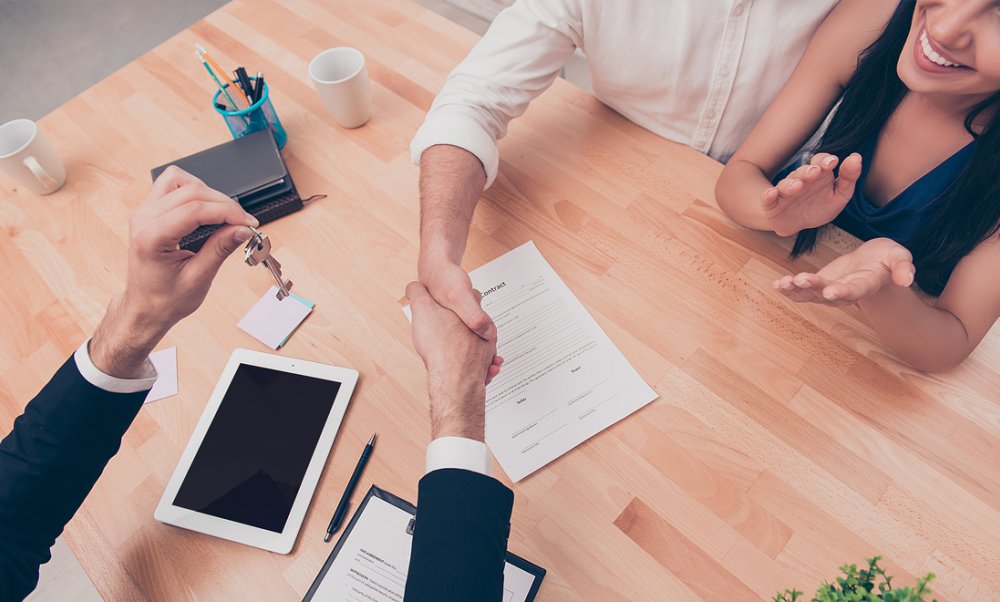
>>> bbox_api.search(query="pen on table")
[324,433,377,542]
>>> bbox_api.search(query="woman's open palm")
[774,237,916,306]
[762,153,863,237]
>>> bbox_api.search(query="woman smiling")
[715,0,1000,372]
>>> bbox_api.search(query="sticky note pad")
[238,286,314,349]
[145,347,178,404]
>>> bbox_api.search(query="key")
[244,228,293,299]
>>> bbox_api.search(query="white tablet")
[154,348,358,554]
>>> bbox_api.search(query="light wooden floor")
[2,0,998,600]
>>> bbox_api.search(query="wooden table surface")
[2,0,999,600]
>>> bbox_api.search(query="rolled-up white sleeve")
[426,436,493,476]
[74,339,157,394]
[410,0,582,188]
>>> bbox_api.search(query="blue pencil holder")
[213,79,287,149]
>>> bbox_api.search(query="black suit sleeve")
[0,356,147,601]
[403,468,514,602]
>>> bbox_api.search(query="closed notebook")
[151,130,303,251]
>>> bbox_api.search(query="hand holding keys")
[244,227,293,299]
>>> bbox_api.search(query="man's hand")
[762,153,862,237]
[90,166,259,378]
[407,281,503,441]
[419,260,496,340]
[773,237,915,306]
[417,143,494,340]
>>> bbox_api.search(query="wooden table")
[2,0,999,600]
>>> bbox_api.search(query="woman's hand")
[773,237,915,306]
[762,153,863,236]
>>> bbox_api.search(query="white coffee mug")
[0,119,67,195]
[309,47,372,129]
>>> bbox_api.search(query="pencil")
[196,43,250,108]
[197,53,239,110]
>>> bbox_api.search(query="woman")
[715,0,1000,372]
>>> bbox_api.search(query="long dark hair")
[793,0,1000,295]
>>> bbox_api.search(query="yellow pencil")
[195,44,250,108]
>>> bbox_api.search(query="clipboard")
[303,485,545,601]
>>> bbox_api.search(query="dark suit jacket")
[404,468,514,602]
[0,356,147,601]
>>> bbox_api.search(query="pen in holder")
[213,78,287,149]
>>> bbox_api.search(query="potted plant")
[774,556,936,602]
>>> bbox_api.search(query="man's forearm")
[418,145,487,273]
[89,294,171,379]
[0,357,147,600]
[428,380,487,442]
[858,286,973,372]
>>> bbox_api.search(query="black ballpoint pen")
[324,433,377,542]
[254,72,265,103]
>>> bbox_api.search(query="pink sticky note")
[145,347,178,404]
[238,286,314,349]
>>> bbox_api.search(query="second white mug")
[0,119,67,195]
[309,47,372,129]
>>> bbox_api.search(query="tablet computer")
[154,348,358,553]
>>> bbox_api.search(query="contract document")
[305,487,544,602]
[470,242,658,481]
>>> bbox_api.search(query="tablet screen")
[172,364,342,533]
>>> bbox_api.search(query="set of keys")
[244,227,293,299]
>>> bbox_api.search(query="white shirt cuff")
[73,339,158,394]
[426,436,492,477]
[410,111,501,189]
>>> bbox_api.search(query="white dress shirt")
[426,436,492,476]
[74,339,490,477]
[411,0,840,187]
[74,339,158,393]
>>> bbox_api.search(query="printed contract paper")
[471,242,657,481]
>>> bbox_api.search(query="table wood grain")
[2,0,998,599]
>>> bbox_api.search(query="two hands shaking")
[406,268,503,444]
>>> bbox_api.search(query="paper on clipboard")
[303,486,544,602]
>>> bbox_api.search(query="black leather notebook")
[151,130,303,251]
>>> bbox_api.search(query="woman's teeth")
[921,31,965,68]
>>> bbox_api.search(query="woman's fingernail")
[246,214,260,227]
[824,157,837,167]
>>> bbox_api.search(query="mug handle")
[23,155,57,189]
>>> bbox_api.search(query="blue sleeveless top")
[832,139,976,246]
